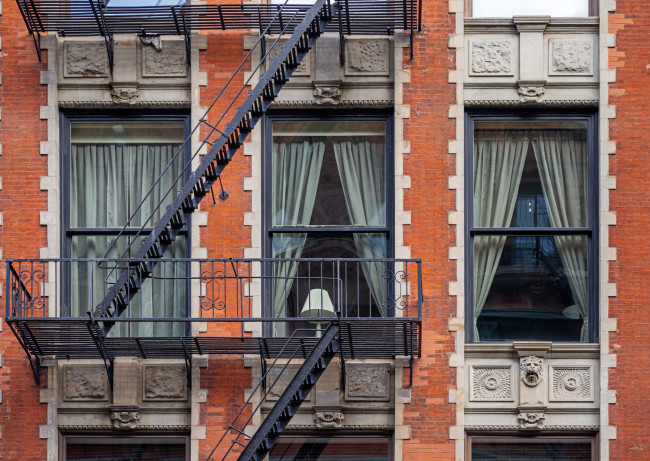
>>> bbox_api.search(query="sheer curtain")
[532,130,589,341]
[473,130,529,340]
[70,143,185,337]
[333,138,387,316]
[272,139,325,335]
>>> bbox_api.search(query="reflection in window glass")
[471,120,590,342]
[66,436,187,461]
[472,0,590,17]
[68,120,188,337]
[270,119,389,336]
[471,438,592,461]
[270,436,390,461]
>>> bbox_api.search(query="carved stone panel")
[266,364,311,401]
[64,42,108,78]
[345,363,390,401]
[549,365,594,402]
[268,40,310,76]
[143,366,187,401]
[470,365,514,402]
[63,365,108,401]
[344,39,390,76]
[470,40,513,76]
[549,39,593,76]
[142,41,187,77]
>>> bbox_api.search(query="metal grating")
[6,318,421,360]
[17,1,420,37]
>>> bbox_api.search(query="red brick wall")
[0,1,49,459]
[401,0,457,458]
[608,2,650,458]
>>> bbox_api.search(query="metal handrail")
[5,257,423,322]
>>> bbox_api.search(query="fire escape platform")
[7,318,420,360]
[17,0,420,37]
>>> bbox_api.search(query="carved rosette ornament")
[520,356,543,387]
[471,366,513,401]
[109,405,141,430]
[551,366,593,401]
[518,411,546,430]
[111,85,140,105]
[314,410,344,429]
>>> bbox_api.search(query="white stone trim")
[599,0,618,459]
[448,0,466,459]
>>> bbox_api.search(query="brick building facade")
[0,0,647,459]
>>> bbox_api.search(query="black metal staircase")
[207,323,341,461]
[92,0,338,334]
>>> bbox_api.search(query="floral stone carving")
[143,366,187,400]
[551,40,593,74]
[471,366,513,401]
[520,356,543,387]
[345,39,390,75]
[551,366,593,401]
[314,410,344,429]
[110,405,141,430]
[345,364,390,401]
[471,40,513,75]
[64,42,108,77]
[518,85,545,103]
[63,366,107,401]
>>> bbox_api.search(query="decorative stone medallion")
[549,39,593,76]
[345,363,391,401]
[313,85,342,105]
[142,41,187,77]
[63,365,108,401]
[550,365,593,402]
[520,356,544,387]
[313,410,344,429]
[143,366,187,401]
[64,42,108,77]
[470,365,513,401]
[344,39,390,76]
[111,85,140,105]
[470,40,514,76]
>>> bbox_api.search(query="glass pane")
[270,436,389,461]
[271,233,389,335]
[66,436,186,461]
[70,121,185,228]
[272,121,386,227]
[474,235,587,341]
[472,438,592,461]
[474,121,588,228]
[472,0,590,17]
[71,236,188,337]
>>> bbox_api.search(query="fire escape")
[7,1,422,459]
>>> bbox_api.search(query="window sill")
[464,17,599,34]
[465,342,599,359]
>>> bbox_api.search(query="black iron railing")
[5,258,422,323]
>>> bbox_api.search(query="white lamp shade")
[300,289,336,318]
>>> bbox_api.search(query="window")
[64,435,189,461]
[264,114,393,336]
[468,0,597,17]
[466,114,597,342]
[270,435,390,460]
[63,115,190,337]
[469,436,595,461]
